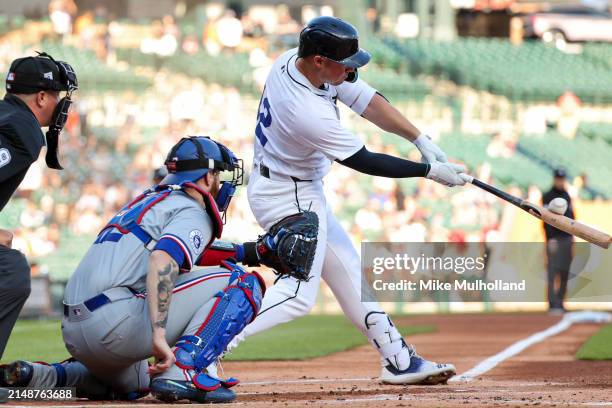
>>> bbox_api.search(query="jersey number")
[255,97,272,146]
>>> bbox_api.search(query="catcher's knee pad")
[365,311,411,371]
[174,262,265,390]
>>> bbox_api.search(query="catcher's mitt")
[255,211,318,281]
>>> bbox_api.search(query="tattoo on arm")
[154,260,179,329]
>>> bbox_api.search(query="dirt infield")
[226,313,611,407]
[4,313,610,407]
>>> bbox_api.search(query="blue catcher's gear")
[151,378,236,403]
[95,184,223,252]
[174,262,265,391]
[161,136,243,219]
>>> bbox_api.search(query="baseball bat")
[462,175,611,249]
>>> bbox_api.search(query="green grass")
[225,315,434,361]
[2,315,434,363]
[576,324,612,360]
[2,320,71,363]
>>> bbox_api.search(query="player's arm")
[361,93,420,142]
[146,249,179,374]
[338,146,466,187]
[360,93,447,163]
[197,240,261,267]
[198,215,317,281]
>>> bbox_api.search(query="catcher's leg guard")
[174,262,265,391]
[365,312,455,385]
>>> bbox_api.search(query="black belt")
[63,287,138,317]
[259,164,312,182]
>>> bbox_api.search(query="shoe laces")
[406,344,419,359]
[216,357,225,378]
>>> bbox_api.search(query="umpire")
[0,52,78,363]
[542,168,574,314]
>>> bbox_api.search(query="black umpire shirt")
[0,93,45,211]
[542,187,575,240]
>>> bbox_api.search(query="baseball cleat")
[151,378,236,404]
[1,360,33,387]
[380,349,456,385]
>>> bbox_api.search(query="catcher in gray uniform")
[1,136,317,403]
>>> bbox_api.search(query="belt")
[259,163,312,182]
[63,287,139,318]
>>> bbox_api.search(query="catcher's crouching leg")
[154,262,265,398]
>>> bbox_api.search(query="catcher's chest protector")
[95,187,222,251]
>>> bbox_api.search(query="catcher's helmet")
[298,16,371,70]
[162,136,243,214]
[162,136,226,185]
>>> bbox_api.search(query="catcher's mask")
[162,136,243,221]
[5,51,78,169]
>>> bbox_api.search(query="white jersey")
[253,48,376,181]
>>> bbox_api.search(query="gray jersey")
[64,191,213,303]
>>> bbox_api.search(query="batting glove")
[413,134,448,163]
[426,162,467,187]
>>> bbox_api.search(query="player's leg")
[151,264,264,403]
[2,359,94,389]
[0,241,31,404]
[546,239,564,311]
[0,245,31,358]
[321,209,455,385]
[51,267,237,401]
[227,175,328,347]
[64,356,150,400]
[556,237,573,311]
[91,267,240,402]
[2,267,236,401]
[1,352,148,400]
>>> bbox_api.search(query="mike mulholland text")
[372,279,526,291]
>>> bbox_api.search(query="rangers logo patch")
[189,229,204,254]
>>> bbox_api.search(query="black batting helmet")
[298,16,370,82]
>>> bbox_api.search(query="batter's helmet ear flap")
[346,70,358,83]
[297,27,315,58]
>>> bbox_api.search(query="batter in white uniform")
[229,16,467,385]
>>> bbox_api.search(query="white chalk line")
[451,310,612,382]
[7,311,611,406]
[242,377,372,386]
[450,317,573,382]
[243,311,611,392]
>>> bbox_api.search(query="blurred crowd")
[26,1,306,64]
[6,82,508,272]
[0,4,606,279]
